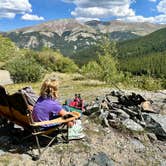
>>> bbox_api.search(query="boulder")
[122,119,144,132]
[143,113,166,140]
[114,109,130,120]
[0,70,13,85]
[130,138,145,153]
[141,101,155,113]
[0,149,5,156]
[86,152,114,166]
[147,133,158,142]
[84,105,100,116]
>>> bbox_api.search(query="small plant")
[133,76,162,90]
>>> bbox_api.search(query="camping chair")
[0,85,12,127]
[0,85,81,160]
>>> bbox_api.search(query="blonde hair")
[40,77,59,99]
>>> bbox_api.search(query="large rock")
[0,150,5,156]
[114,109,130,120]
[143,113,166,140]
[130,138,145,153]
[122,119,144,132]
[85,152,114,166]
[0,70,13,85]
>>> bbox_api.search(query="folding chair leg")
[67,125,69,143]
[32,124,70,160]
[60,124,69,143]
[35,135,41,154]
[35,135,57,160]
[64,125,69,143]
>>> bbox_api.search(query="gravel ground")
[0,88,166,166]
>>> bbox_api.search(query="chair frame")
[0,86,80,160]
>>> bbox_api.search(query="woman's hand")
[59,109,74,127]
[67,121,74,127]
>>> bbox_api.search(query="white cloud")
[0,0,44,21]
[0,0,32,18]
[119,15,155,23]
[154,14,166,24]
[21,14,45,21]
[157,0,166,14]
[0,12,15,19]
[120,0,166,24]
[120,14,166,24]
[63,0,166,24]
[63,0,135,21]
[71,6,135,18]
[64,0,134,8]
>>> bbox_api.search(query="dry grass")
[4,72,113,103]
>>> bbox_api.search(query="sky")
[0,0,166,32]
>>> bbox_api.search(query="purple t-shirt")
[32,96,62,126]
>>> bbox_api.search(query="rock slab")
[0,70,13,85]
[143,113,166,140]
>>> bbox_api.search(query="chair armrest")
[31,112,80,127]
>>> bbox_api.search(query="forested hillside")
[118,27,166,58]
[120,52,166,78]
[109,31,139,41]
[117,28,166,78]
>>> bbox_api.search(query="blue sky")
[0,0,166,32]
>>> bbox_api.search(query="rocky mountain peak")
[86,19,166,35]
[3,18,166,57]
[10,18,166,36]
[12,18,96,36]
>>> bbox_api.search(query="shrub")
[81,37,121,83]
[133,76,162,90]
[55,54,79,73]
[31,50,57,71]
[31,49,78,73]
[81,61,102,80]
[0,35,18,62]
[5,55,45,83]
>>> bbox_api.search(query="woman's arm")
[58,109,68,116]
[58,109,74,127]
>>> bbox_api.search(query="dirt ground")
[0,73,165,165]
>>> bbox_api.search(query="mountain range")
[2,19,166,57]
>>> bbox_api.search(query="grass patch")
[4,82,41,94]
[71,74,85,81]
[81,80,106,87]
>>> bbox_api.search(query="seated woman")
[32,77,84,140]
[32,77,73,127]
